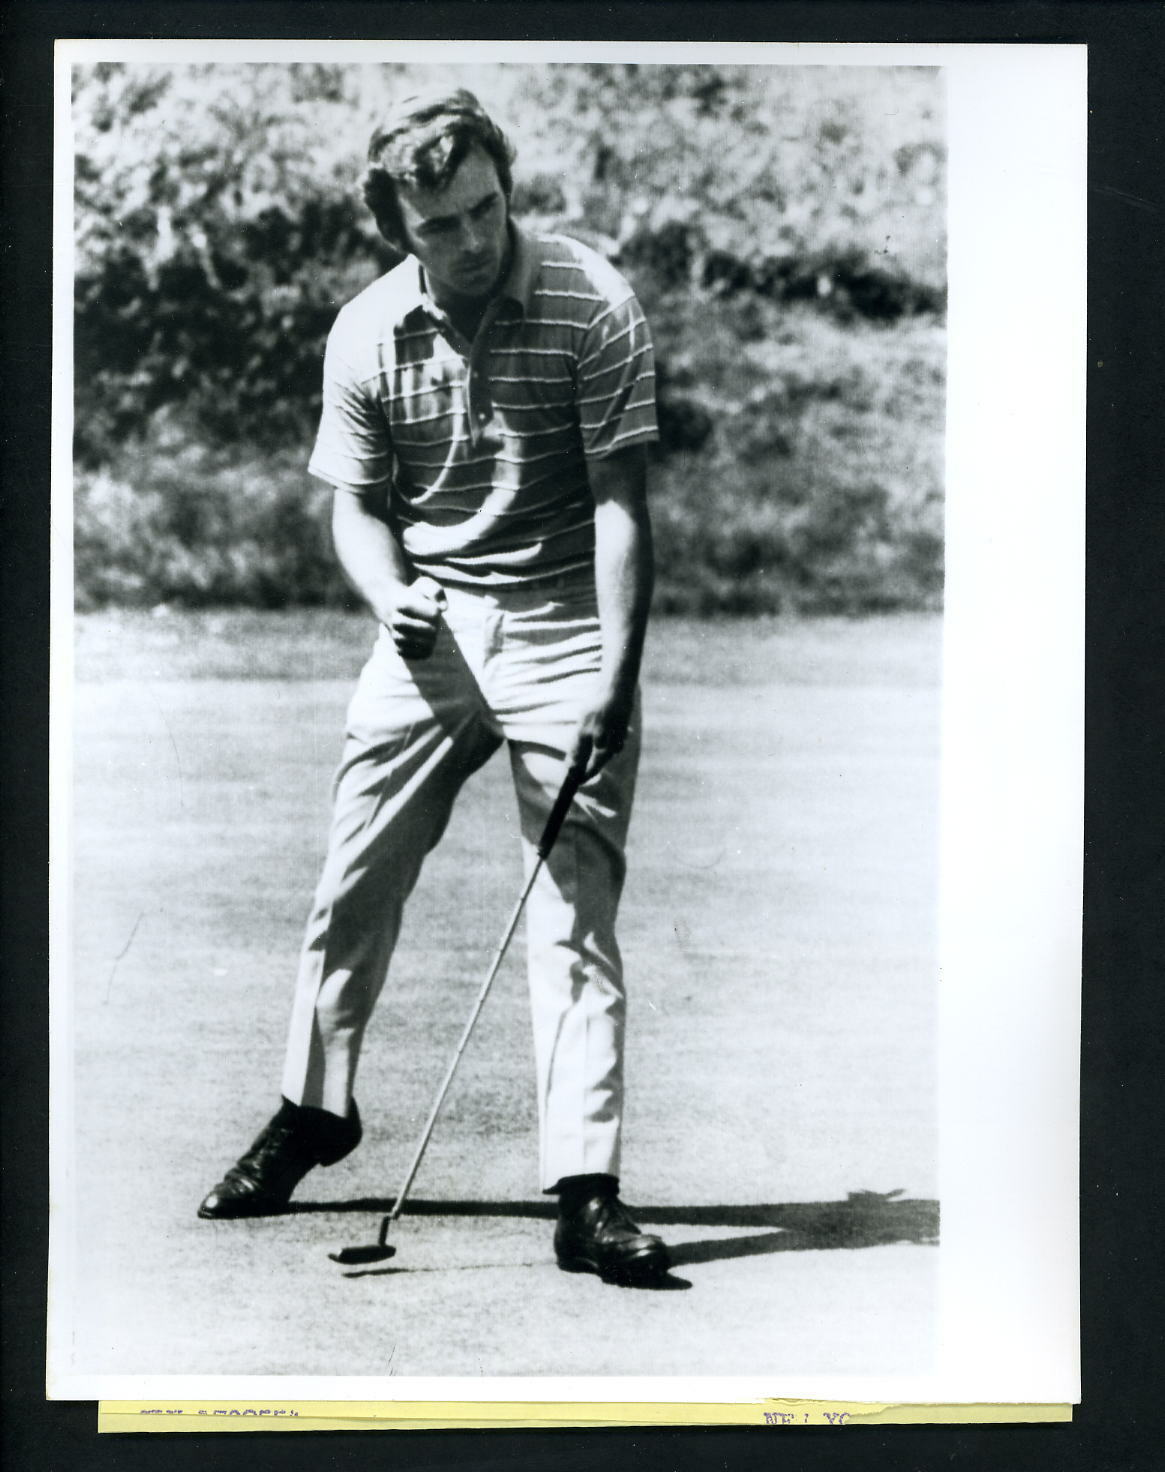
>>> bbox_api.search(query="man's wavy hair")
[362,89,517,251]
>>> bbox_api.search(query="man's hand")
[382,576,448,660]
[568,680,636,783]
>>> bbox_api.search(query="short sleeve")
[575,289,658,460]
[307,320,393,492]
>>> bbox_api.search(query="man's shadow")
[292,1189,938,1287]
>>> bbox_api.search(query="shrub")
[72,63,394,467]
[649,304,945,615]
[75,422,347,609]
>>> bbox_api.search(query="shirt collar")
[498,222,536,314]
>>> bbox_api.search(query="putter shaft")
[333,765,583,1262]
[374,848,549,1241]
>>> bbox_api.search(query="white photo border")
[49,37,1085,1407]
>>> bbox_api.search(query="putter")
[330,761,584,1265]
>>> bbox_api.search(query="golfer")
[198,90,670,1284]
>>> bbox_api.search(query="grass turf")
[62,611,940,1379]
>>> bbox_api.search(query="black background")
[3,3,1163,1468]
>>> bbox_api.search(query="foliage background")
[72,61,946,614]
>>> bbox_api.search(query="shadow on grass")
[294,1189,938,1270]
[337,1261,694,1290]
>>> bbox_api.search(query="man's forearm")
[331,488,412,625]
[594,499,654,698]
[590,448,655,700]
[562,449,653,778]
[332,488,449,659]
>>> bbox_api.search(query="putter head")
[328,1242,397,1265]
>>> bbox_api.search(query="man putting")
[198,89,670,1284]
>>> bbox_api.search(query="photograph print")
[58,51,947,1388]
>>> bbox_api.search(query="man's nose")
[459,217,484,252]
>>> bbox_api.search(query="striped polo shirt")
[308,224,658,588]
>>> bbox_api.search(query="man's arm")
[331,488,446,659]
[569,443,655,781]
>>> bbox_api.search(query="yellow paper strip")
[97,1399,1073,1431]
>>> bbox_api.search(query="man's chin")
[456,264,501,296]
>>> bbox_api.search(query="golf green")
[62,612,940,1379]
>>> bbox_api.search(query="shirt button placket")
[468,334,492,445]
[463,342,478,446]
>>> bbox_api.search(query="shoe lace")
[231,1124,314,1183]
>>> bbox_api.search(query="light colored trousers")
[280,578,640,1192]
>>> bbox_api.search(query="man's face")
[396,145,510,308]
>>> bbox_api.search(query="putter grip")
[537,769,583,860]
